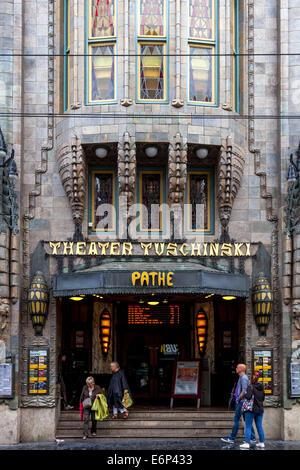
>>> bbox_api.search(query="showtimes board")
[28,349,49,395]
[252,349,273,395]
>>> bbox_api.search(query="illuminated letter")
[220,243,233,256]
[132,272,140,286]
[245,243,251,256]
[149,272,158,285]
[203,243,208,256]
[141,272,149,286]
[76,242,87,256]
[154,243,165,256]
[209,243,219,257]
[179,243,188,256]
[122,242,133,256]
[141,243,152,255]
[63,242,74,255]
[88,242,98,256]
[110,242,121,256]
[158,272,166,286]
[167,272,174,286]
[98,243,109,255]
[167,243,178,256]
[49,242,61,255]
[191,243,202,256]
[234,243,244,256]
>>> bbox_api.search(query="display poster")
[28,349,49,395]
[290,359,300,398]
[172,361,201,397]
[0,358,14,398]
[252,350,273,395]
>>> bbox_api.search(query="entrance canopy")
[53,262,250,297]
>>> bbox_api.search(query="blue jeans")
[230,401,256,440]
[244,411,265,443]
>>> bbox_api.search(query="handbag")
[122,389,133,409]
[82,397,92,409]
[241,385,254,413]
[91,394,109,421]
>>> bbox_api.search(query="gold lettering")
[220,243,233,256]
[132,272,140,286]
[110,242,120,256]
[154,243,165,256]
[88,242,98,256]
[49,242,61,255]
[167,243,178,256]
[141,272,149,286]
[167,272,174,286]
[203,243,208,256]
[245,243,251,256]
[63,242,74,255]
[209,243,219,257]
[234,243,244,256]
[158,272,165,286]
[149,272,158,285]
[141,243,152,255]
[191,243,202,256]
[98,243,109,255]
[76,242,87,256]
[122,242,133,256]
[179,243,188,256]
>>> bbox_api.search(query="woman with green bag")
[80,376,103,439]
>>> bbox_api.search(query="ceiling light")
[147,300,159,306]
[145,145,158,158]
[95,146,108,159]
[195,147,209,159]
[162,299,168,304]
[205,294,214,299]
[222,296,237,301]
[69,297,84,301]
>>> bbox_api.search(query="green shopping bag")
[122,389,133,409]
[91,393,109,421]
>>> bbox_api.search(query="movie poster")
[173,361,200,396]
[28,349,49,395]
[252,350,273,395]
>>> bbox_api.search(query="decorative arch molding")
[57,136,87,230]
[217,137,245,240]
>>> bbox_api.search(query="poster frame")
[0,355,14,399]
[252,348,273,395]
[28,347,50,396]
[170,359,202,408]
[288,356,300,399]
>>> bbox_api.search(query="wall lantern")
[28,271,49,336]
[99,309,111,357]
[196,309,208,357]
[252,272,273,336]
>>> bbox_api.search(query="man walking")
[221,363,256,444]
[107,362,132,419]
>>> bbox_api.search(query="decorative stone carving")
[117,132,136,206]
[217,137,245,239]
[168,133,187,204]
[57,136,87,228]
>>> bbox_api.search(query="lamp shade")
[196,309,208,357]
[252,272,273,336]
[99,309,111,357]
[28,271,49,336]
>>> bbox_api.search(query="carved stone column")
[117,132,136,206]
[57,136,87,233]
[168,133,187,204]
[217,137,245,239]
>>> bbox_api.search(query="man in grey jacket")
[221,364,256,444]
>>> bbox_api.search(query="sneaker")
[64,405,74,410]
[250,438,257,444]
[240,442,250,449]
[256,442,265,448]
[221,437,234,443]
[82,435,87,440]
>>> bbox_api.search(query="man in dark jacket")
[107,362,132,419]
[240,372,265,449]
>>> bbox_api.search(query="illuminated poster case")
[252,349,273,395]
[28,348,50,395]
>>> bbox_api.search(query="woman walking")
[80,376,103,439]
[240,372,265,449]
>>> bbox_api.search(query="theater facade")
[1,0,300,443]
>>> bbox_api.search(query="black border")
[28,348,50,396]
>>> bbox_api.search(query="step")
[57,420,237,429]
[59,411,235,420]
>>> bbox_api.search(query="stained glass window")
[90,44,115,102]
[139,0,165,37]
[63,0,70,111]
[139,44,165,100]
[92,172,115,231]
[233,0,240,113]
[140,171,163,231]
[187,173,210,231]
[189,0,213,40]
[90,0,115,38]
[189,47,213,103]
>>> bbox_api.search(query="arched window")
[87,0,117,104]
[136,0,168,102]
[188,0,218,106]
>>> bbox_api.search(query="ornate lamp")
[252,272,273,336]
[196,309,208,357]
[99,309,111,357]
[28,271,49,336]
